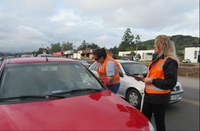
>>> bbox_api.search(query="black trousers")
[142,102,166,131]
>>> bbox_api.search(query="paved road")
[165,100,199,131]
[168,76,199,131]
[178,76,199,89]
[178,76,199,102]
[151,76,199,131]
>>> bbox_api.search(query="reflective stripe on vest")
[145,56,171,94]
[97,56,120,85]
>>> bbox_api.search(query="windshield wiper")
[52,88,102,95]
[0,95,65,102]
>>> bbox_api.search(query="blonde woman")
[138,35,178,131]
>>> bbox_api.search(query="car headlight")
[148,121,155,131]
[172,85,180,91]
[171,82,183,92]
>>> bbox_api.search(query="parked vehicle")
[0,57,154,131]
[182,59,191,63]
[89,60,184,109]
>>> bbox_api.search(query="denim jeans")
[107,82,120,94]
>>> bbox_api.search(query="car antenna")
[46,57,48,62]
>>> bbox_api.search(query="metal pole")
[140,92,144,112]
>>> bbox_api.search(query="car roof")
[3,57,76,65]
[91,60,143,65]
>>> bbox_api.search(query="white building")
[73,52,82,59]
[72,49,94,59]
[118,50,154,61]
[118,51,132,57]
[184,47,200,63]
[136,50,154,61]
[64,50,74,58]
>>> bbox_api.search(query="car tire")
[126,88,142,109]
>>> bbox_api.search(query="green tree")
[129,51,136,56]
[77,40,100,50]
[140,35,199,52]
[135,35,141,53]
[37,48,45,54]
[62,42,73,50]
[77,40,88,50]
[136,54,141,59]
[87,43,100,49]
[109,46,118,55]
[118,28,134,51]
[50,43,62,53]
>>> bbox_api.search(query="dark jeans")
[142,102,166,131]
[107,82,120,94]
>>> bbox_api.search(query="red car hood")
[0,90,149,130]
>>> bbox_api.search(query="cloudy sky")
[0,0,199,52]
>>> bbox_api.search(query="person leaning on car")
[136,35,178,131]
[93,48,120,94]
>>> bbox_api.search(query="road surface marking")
[182,98,199,106]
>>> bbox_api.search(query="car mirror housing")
[119,72,124,77]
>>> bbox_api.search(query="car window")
[89,62,98,71]
[121,63,148,75]
[118,67,124,77]
[0,62,103,98]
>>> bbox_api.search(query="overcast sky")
[0,0,199,52]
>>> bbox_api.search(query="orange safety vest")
[97,56,120,85]
[145,56,171,94]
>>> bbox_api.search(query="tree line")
[1,28,199,57]
[33,28,144,56]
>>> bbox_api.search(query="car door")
[116,65,126,97]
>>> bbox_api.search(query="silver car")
[89,60,184,109]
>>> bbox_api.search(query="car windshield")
[0,62,103,99]
[121,63,148,75]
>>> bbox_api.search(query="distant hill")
[170,35,199,50]
[140,35,200,52]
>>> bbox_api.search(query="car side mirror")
[119,71,124,77]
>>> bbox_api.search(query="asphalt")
[178,76,199,89]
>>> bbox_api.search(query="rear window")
[121,63,148,75]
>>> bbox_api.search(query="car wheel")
[126,89,142,109]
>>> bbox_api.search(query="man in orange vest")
[136,35,178,131]
[93,48,120,94]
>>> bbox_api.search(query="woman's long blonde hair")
[155,35,179,62]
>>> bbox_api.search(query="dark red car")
[0,57,154,130]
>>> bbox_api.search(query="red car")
[0,57,154,131]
